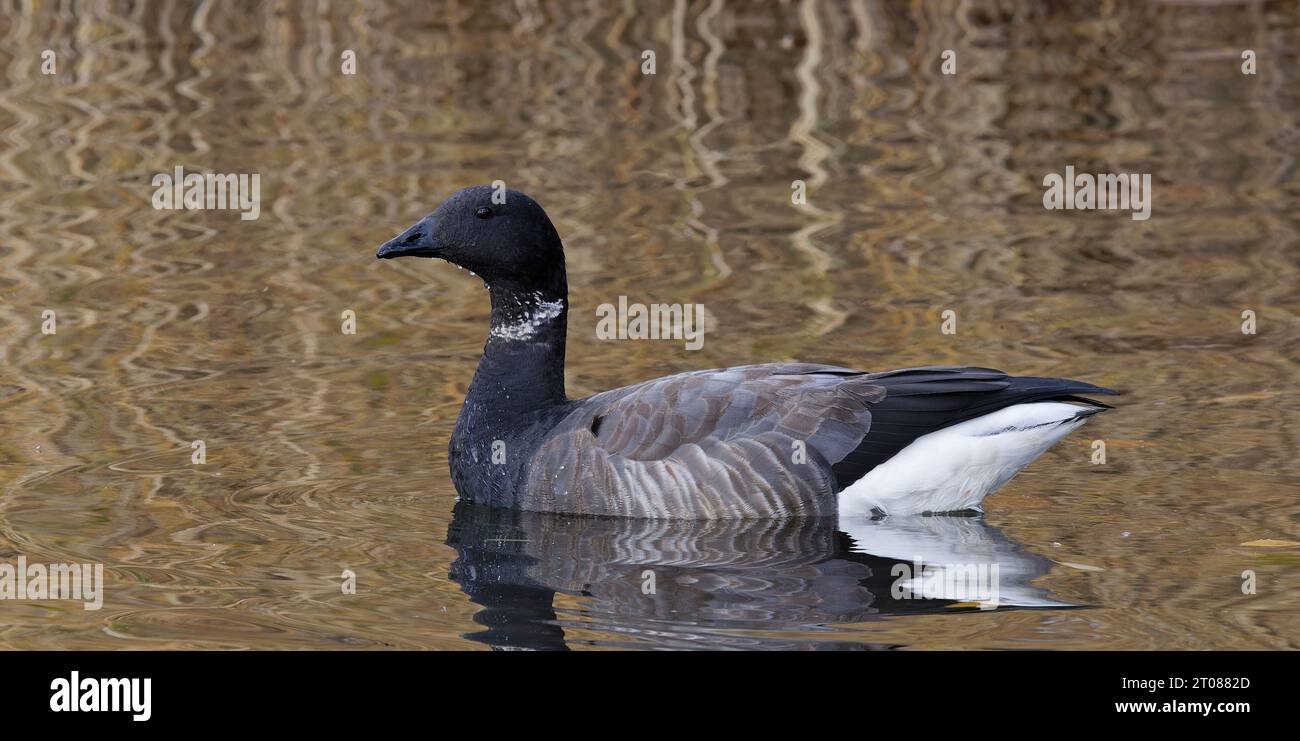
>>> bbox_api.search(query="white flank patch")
[490,292,565,342]
[837,402,1098,517]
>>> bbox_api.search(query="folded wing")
[523,364,1117,519]
[523,363,884,518]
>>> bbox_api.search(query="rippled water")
[1,1,1297,650]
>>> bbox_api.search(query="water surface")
[1,1,1297,649]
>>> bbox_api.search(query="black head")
[375,185,565,291]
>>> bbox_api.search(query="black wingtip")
[1054,394,1116,410]
[1013,377,1120,399]
[1058,380,1120,397]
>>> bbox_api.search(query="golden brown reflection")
[0,1,1297,649]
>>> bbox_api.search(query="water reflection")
[446,503,1071,650]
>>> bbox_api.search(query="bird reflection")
[445,502,1074,650]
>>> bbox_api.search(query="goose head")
[375,185,566,294]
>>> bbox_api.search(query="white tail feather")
[837,402,1101,517]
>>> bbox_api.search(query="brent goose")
[377,186,1117,519]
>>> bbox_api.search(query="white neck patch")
[490,292,565,342]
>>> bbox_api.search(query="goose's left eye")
[475,207,493,219]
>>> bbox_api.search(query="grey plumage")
[521,363,874,518]
[516,364,1114,519]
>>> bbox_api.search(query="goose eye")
[475,207,493,219]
